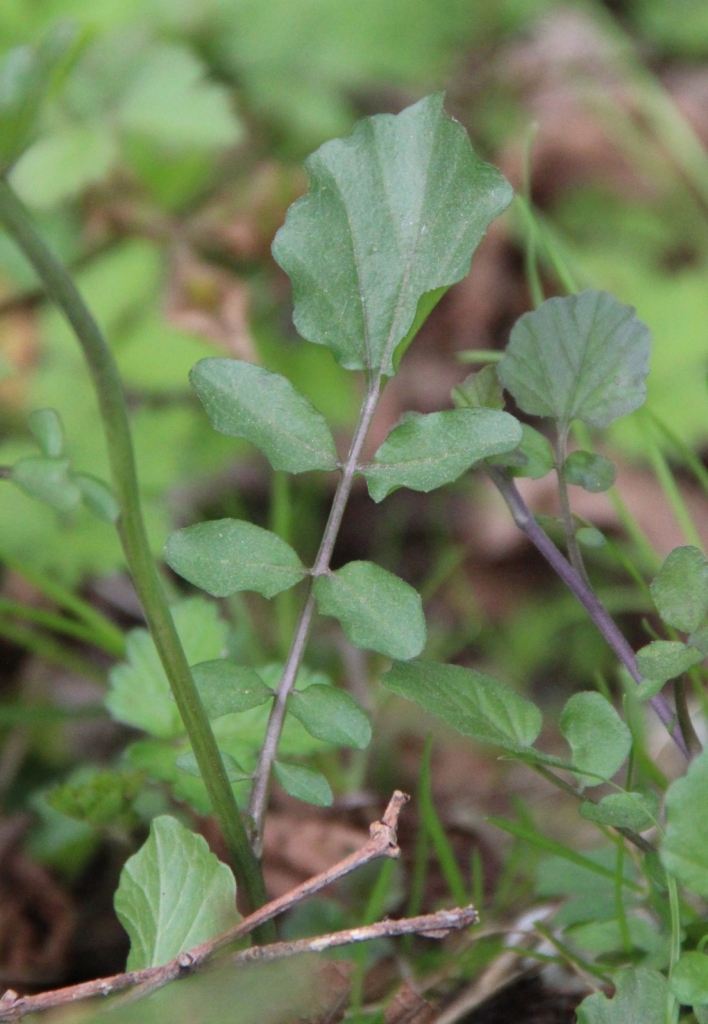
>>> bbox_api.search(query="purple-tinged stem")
[487,466,690,761]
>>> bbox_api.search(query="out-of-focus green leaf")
[508,424,556,479]
[498,291,651,431]
[564,451,616,493]
[46,769,143,827]
[288,684,371,749]
[272,93,512,376]
[190,359,339,473]
[164,519,307,599]
[11,456,81,512]
[451,365,504,410]
[579,791,659,832]
[273,761,333,806]
[176,749,251,783]
[74,473,119,523]
[670,952,708,1006]
[0,25,77,172]
[190,660,273,718]
[559,692,631,787]
[313,560,425,659]
[576,968,668,1024]
[107,597,228,739]
[576,526,607,548]
[382,660,542,752]
[11,122,117,208]
[27,408,64,458]
[662,745,708,897]
[636,640,703,685]
[114,815,239,970]
[117,42,243,151]
[362,408,521,502]
[650,545,708,634]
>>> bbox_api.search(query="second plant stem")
[248,374,383,852]
[0,179,269,921]
[487,466,690,761]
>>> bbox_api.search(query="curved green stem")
[0,179,268,919]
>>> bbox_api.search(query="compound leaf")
[559,692,631,788]
[636,640,703,685]
[190,359,338,473]
[164,519,307,598]
[382,660,542,752]
[662,745,708,897]
[498,291,651,430]
[651,545,708,634]
[362,408,521,502]
[114,815,239,970]
[273,761,333,806]
[191,660,273,718]
[313,561,425,659]
[107,597,227,739]
[576,967,668,1024]
[272,93,512,377]
[288,684,371,749]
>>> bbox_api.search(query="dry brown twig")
[0,791,479,1020]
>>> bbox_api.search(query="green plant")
[1,32,708,1022]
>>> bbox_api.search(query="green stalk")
[0,596,119,654]
[0,178,268,919]
[0,545,126,654]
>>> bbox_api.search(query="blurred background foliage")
[2,0,708,583]
[1,0,708,996]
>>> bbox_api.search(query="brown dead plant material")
[0,792,480,1020]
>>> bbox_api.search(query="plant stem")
[487,466,690,760]
[555,427,591,587]
[673,677,703,755]
[248,375,383,851]
[0,178,268,918]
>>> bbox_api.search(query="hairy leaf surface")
[273,761,333,806]
[190,359,338,473]
[651,545,708,634]
[272,93,512,376]
[288,684,371,749]
[382,660,542,752]
[662,745,708,897]
[498,291,651,430]
[190,660,273,718]
[636,640,703,685]
[362,408,521,501]
[164,519,306,598]
[559,692,631,788]
[313,561,425,659]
